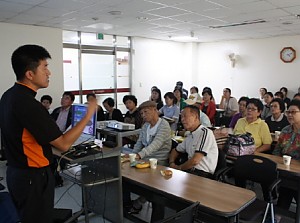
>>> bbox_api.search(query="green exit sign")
[97,33,104,40]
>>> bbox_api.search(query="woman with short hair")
[273,100,300,210]
[103,97,123,122]
[265,98,289,133]
[158,92,180,131]
[200,90,216,126]
[229,96,249,129]
[261,92,273,119]
[234,98,272,152]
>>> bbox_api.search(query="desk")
[255,152,300,223]
[53,147,123,223]
[97,128,141,147]
[122,162,255,223]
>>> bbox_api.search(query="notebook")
[72,104,97,146]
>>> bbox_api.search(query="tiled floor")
[0,160,156,223]
[0,160,297,223]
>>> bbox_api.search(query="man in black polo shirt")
[0,45,97,223]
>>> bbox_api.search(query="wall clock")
[280,47,296,63]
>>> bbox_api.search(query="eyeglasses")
[285,110,300,115]
[246,107,258,111]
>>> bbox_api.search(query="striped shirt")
[176,125,218,174]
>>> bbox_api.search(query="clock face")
[280,47,296,63]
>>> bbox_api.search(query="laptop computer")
[72,104,97,146]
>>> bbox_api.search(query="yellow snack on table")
[136,162,150,169]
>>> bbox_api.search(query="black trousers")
[187,168,213,178]
[277,187,298,210]
[6,165,54,223]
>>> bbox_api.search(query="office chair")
[154,202,199,223]
[233,155,281,223]
[211,148,229,181]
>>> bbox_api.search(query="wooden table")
[122,162,256,223]
[255,152,300,223]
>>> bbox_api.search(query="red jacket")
[200,101,216,125]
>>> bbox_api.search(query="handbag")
[225,132,255,156]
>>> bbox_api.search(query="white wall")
[196,36,300,103]
[131,37,194,104]
[2,22,299,109]
[0,23,64,109]
[131,35,300,105]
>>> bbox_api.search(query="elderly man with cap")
[123,100,171,216]
[130,100,171,165]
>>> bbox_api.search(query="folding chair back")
[233,155,280,223]
[234,155,278,201]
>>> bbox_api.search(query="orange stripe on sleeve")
[22,128,49,167]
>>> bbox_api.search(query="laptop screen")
[71,104,97,136]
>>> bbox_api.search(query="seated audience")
[123,95,143,129]
[229,96,249,129]
[202,87,215,103]
[40,94,53,113]
[274,91,284,100]
[280,87,291,105]
[149,86,158,100]
[261,92,273,120]
[234,98,272,152]
[103,97,124,122]
[293,93,300,100]
[265,98,289,133]
[51,91,74,132]
[169,105,218,178]
[200,89,216,126]
[273,100,300,210]
[175,81,188,99]
[185,97,211,127]
[158,92,180,131]
[130,100,171,164]
[150,87,164,110]
[219,88,239,127]
[50,91,75,187]
[123,100,171,214]
[173,87,186,111]
[122,95,143,146]
[259,87,267,104]
[187,92,202,106]
[190,86,198,94]
[86,93,105,121]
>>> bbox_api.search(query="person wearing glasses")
[273,99,300,210]
[265,98,289,133]
[233,98,272,152]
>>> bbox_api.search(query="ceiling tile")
[144,6,190,17]
[1,0,300,42]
